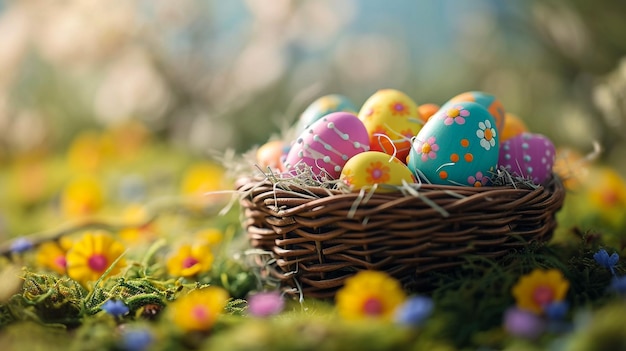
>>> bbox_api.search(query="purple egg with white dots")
[498,133,556,185]
[283,112,370,179]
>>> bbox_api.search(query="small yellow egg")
[340,151,415,192]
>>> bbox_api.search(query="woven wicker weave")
[238,176,566,299]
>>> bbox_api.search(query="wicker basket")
[238,176,566,299]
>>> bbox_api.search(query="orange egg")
[417,103,440,124]
[500,113,529,142]
[256,140,288,171]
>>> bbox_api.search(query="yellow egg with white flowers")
[340,151,416,192]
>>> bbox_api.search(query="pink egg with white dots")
[498,133,556,185]
[283,112,370,179]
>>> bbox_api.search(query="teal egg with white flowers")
[407,101,499,187]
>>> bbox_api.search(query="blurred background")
[2,0,626,158]
[1,0,626,240]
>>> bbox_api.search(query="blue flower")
[394,296,434,326]
[594,249,619,275]
[121,329,153,351]
[10,237,33,253]
[544,301,569,320]
[118,175,146,203]
[610,275,626,295]
[101,299,129,318]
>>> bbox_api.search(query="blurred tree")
[530,0,626,172]
[0,0,624,173]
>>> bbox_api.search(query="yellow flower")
[106,120,150,162]
[181,162,228,194]
[167,243,214,278]
[335,270,406,321]
[60,174,105,219]
[512,269,569,315]
[578,166,626,231]
[66,130,113,172]
[35,237,73,275]
[8,153,49,206]
[194,228,224,248]
[181,162,231,209]
[66,231,127,286]
[118,204,157,245]
[588,168,626,211]
[169,287,229,332]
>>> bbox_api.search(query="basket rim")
[237,174,565,208]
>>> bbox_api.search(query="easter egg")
[418,103,440,124]
[358,89,422,162]
[445,91,506,133]
[498,133,555,185]
[284,112,370,179]
[500,113,529,142]
[340,151,415,192]
[297,94,358,132]
[256,140,289,172]
[407,101,499,187]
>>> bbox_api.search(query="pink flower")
[248,291,285,317]
[443,105,469,126]
[417,136,439,162]
[468,171,489,187]
[503,307,546,339]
